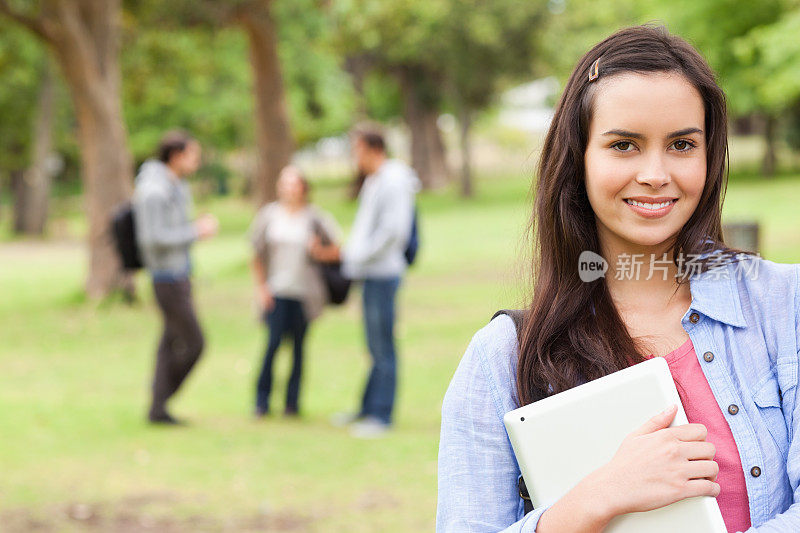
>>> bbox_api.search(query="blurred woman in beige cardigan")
[249,166,340,417]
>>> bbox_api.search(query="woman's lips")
[623,198,678,219]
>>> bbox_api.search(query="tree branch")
[0,0,52,42]
[0,0,51,41]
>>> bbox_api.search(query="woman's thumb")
[630,404,677,436]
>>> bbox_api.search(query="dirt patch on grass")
[1,492,313,532]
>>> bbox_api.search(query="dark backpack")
[491,309,546,516]
[111,203,143,271]
[404,207,419,266]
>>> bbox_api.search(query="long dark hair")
[517,25,734,406]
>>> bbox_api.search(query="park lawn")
[1,170,799,532]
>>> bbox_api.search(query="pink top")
[645,339,751,533]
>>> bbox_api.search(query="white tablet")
[503,356,727,532]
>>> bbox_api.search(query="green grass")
[1,170,799,532]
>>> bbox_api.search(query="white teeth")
[625,199,674,210]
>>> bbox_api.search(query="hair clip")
[588,59,600,82]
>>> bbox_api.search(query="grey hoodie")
[132,160,197,278]
[342,159,420,279]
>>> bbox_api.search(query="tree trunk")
[344,54,371,122]
[1,0,134,296]
[14,59,56,235]
[48,0,134,298]
[10,169,25,228]
[239,1,293,207]
[458,106,473,198]
[762,114,777,178]
[399,68,449,190]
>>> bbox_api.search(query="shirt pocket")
[752,376,789,458]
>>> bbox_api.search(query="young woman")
[250,166,341,417]
[437,26,800,532]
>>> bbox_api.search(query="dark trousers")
[256,297,308,412]
[359,277,401,424]
[150,279,205,418]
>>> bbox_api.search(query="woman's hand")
[309,235,340,263]
[537,404,719,532]
[597,404,719,516]
[257,284,275,313]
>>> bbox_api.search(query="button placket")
[690,322,768,523]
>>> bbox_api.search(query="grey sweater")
[132,160,197,278]
[342,159,420,279]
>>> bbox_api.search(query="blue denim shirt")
[437,257,800,532]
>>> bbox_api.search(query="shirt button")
[689,313,700,324]
[703,351,714,362]
[728,404,739,415]
[751,466,761,477]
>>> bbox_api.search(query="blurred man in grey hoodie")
[133,130,218,424]
[326,127,419,438]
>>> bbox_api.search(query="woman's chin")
[620,231,680,251]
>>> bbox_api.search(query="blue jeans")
[359,277,401,424]
[256,298,308,413]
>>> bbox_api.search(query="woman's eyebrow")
[602,129,643,139]
[666,127,704,138]
[601,127,704,138]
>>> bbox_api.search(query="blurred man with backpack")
[132,130,218,425]
[328,126,420,438]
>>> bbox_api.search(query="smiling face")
[584,71,707,257]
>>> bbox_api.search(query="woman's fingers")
[667,422,708,442]
[681,440,716,461]
[683,478,721,498]
[685,459,719,481]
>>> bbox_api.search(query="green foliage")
[0,20,75,175]
[361,69,404,121]
[123,0,357,156]
[443,0,549,109]
[273,0,358,145]
[331,0,550,117]
[5,0,800,191]
[646,0,787,116]
[536,0,799,118]
[0,21,39,170]
[537,0,646,83]
[730,5,800,115]
[122,26,255,162]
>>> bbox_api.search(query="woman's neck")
[281,200,306,214]
[601,234,689,310]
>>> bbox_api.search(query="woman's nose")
[635,154,671,188]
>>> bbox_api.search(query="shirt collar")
[688,261,747,328]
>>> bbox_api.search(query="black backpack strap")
[492,309,525,334]
[518,476,534,515]
[492,309,535,515]
[310,211,333,247]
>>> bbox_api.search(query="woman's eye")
[672,139,694,152]
[612,141,634,152]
